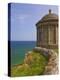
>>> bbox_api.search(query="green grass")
[11,51,48,77]
[53,48,58,53]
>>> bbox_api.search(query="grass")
[52,48,58,53]
[11,51,48,77]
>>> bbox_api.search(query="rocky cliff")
[11,47,59,76]
[34,47,59,74]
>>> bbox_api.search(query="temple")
[36,9,58,49]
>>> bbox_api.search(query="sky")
[10,3,58,41]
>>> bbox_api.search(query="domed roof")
[36,9,58,24]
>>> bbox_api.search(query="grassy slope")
[11,51,48,77]
[53,48,58,53]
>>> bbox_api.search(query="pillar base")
[37,44,58,49]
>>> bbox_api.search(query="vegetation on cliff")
[11,50,48,77]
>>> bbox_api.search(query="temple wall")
[36,25,58,49]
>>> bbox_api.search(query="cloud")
[18,14,31,21]
[12,14,32,24]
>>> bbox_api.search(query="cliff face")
[24,51,33,65]
[44,50,59,74]
[34,47,59,74]
[11,50,48,76]
[11,47,58,76]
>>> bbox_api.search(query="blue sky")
[10,3,58,41]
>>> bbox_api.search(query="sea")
[11,41,36,66]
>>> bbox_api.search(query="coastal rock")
[34,47,59,74]
[33,47,50,57]
[24,52,33,65]
[44,50,59,74]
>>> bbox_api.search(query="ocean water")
[11,41,36,66]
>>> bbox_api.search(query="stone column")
[56,26,58,44]
[41,26,43,44]
[54,26,56,44]
[37,27,39,46]
[48,27,50,44]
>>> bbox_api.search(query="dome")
[36,9,58,24]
